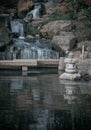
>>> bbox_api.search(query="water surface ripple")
[0,74,91,130]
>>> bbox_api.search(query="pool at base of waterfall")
[0,73,91,130]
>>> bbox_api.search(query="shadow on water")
[0,68,58,76]
[0,73,91,130]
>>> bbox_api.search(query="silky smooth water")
[5,39,59,60]
[10,20,25,38]
[0,74,91,130]
[25,3,41,19]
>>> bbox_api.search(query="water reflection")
[0,74,91,130]
[60,81,80,104]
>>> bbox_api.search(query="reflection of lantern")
[59,52,81,80]
[60,80,80,104]
[64,85,78,104]
[65,86,76,95]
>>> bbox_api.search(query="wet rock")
[18,0,34,18]
[0,27,12,48]
[52,32,77,51]
[18,0,34,13]
[26,35,34,42]
[24,14,33,22]
[40,20,74,39]
[80,72,91,81]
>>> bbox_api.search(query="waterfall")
[21,48,32,59]
[26,3,41,19]
[10,20,25,39]
[3,16,59,60]
[5,39,59,60]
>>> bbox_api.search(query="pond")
[0,73,91,130]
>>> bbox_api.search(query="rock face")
[0,27,12,48]
[39,20,74,39]
[18,0,34,13]
[52,32,77,51]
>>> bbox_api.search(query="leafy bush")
[28,24,39,36]
[74,20,91,41]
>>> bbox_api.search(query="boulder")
[18,0,34,18]
[18,0,34,13]
[0,27,12,48]
[40,20,74,39]
[26,35,34,42]
[52,32,77,51]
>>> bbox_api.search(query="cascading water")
[10,20,25,39]
[26,3,41,19]
[6,39,59,60]
[4,15,59,60]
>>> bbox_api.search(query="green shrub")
[28,24,39,36]
[74,20,91,41]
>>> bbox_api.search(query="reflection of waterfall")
[29,109,49,130]
[10,79,23,93]
[10,20,25,39]
[6,39,59,60]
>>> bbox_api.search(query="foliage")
[28,23,39,36]
[66,1,78,13]
[74,20,91,41]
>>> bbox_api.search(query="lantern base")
[59,72,81,80]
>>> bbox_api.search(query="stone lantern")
[59,52,81,80]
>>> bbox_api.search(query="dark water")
[0,74,91,130]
